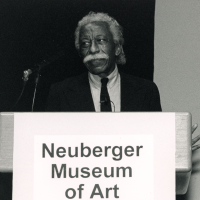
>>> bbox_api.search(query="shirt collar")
[88,65,119,90]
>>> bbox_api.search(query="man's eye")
[96,39,108,45]
[96,39,104,42]
[81,42,90,48]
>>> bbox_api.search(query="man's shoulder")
[120,71,158,90]
[119,71,162,111]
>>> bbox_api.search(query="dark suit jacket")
[46,71,162,111]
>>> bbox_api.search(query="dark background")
[0,0,155,199]
[0,0,155,112]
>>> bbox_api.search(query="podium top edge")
[0,112,191,114]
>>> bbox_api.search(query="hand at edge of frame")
[192,123,200,151]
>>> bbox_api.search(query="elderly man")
[46,12,161,112]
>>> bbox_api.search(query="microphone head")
[23,69,32,81]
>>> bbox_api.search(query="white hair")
[75,12,126,65]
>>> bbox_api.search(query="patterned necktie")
[100,78,112,112]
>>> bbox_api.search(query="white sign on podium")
[13,113,175,200]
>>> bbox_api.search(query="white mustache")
[83,54,108,64]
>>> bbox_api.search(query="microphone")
[23,69,33,82]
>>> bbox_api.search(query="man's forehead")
[79,21,111,38]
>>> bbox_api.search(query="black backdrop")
[0,0,155,112]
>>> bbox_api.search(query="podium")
[0,112,191,195]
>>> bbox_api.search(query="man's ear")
[115,44,121,56]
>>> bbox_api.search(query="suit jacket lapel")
[78,73,95,111]
[121,72,131,111]
[64,73,95,111]
[120,72,143,111]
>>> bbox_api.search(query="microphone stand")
[31,67,41,112]
[31,50,65,111]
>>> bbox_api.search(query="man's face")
[79,21,117,77]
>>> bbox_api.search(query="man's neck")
[88,65,118,89]
[97,63,116,78]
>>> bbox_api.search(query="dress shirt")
[88,66,121,112]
